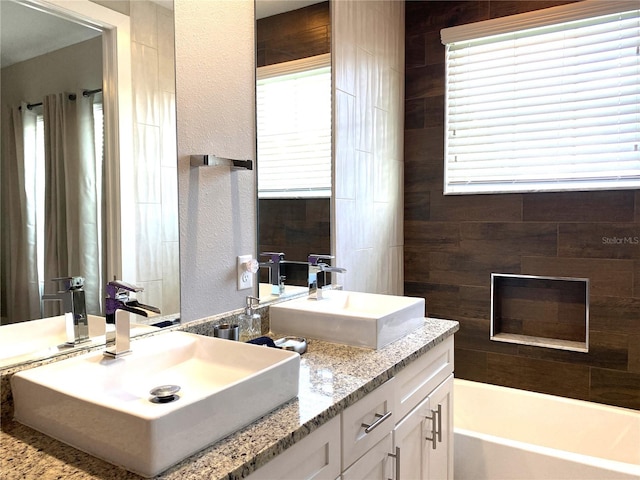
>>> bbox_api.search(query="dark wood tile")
[423,95,444,128]
[424,30,445,66]
[559,224,640,260]
[489,0,581,19]
[404,191,431,222]
[590,368,640,410]
[405,221,459,252]
[460,223,557,256]
[428,252,520,287]
[406,33,426,68]
[263,26,330,66]
[405,1,489,36]
[523,191,635,223]
[517,331,628,371]
[635,191,640,223]
[404,247,431,284]
[421,282,459,319]
[635,261,640,297]
[487,353,590,400]
[405,64,445,100]
[453,348,488,382]
[405,98,425,130]
[521,256,635,298]
[458,285,491,321]
[629,333,640,374]
[456,317,520,354]
[404,126,444,164]
[589,296,640,335]
[429,192,522,222]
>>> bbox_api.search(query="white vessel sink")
[269,290,425,349]
[11,331,300,477]
[0,314,158,368]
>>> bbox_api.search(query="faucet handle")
[51,276,84,291]
[106,279,143,298]
[308,254,334,266]
[260,252,285,263]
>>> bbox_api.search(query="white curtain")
[1,104,41,323]
[41,92,102,317]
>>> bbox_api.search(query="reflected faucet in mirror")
[104,280,161,359]
[308,254,346,300]
[41,276,90,346]
[259,252,286,295]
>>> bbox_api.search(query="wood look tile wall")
[256,2,331,281]
[404,0,640,409]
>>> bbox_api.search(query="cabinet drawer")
[342,432,393,480]
[394,336,453,421]
[246,415,341,480]
[342,377,395,469]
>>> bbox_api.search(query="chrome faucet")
[103,280,160,358]
[307,254,346,300]
[42,276,90,346]
[259,252,286,295]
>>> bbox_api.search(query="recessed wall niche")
[490,273,589,353]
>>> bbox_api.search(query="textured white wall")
[332,0,405,295]
[175,0,256,322]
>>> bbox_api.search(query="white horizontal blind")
[257,55,331,198]
[442,3,640,194]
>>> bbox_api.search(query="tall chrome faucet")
[307,254,347,300]
[42,276,90,346]
[103,280,160,358]
[259,252,286,295]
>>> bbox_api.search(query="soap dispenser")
[239,296,261,342]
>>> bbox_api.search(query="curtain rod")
[22,88,103,111]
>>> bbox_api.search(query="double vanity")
[1,291,458,479]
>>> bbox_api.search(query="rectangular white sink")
[269,290,425,349]
[11,331,300,477]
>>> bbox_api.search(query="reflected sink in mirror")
[269,290,426,349]
[258,282,309,302]
[11,331,300,477]
[0,315,159,368]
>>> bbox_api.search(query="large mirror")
[0,0,179,367]
[255,0,332,302]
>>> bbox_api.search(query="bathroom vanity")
[1,317,457,479]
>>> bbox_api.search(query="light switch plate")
[237,255,253,290]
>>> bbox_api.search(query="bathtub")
[454,379,640,480]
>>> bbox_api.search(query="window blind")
[441,1,640,194]
[257,54,332,199]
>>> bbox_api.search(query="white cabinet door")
[426,374,453,480]
[246,415,341,480]
[393,394,430,479]
[342,433,394,480]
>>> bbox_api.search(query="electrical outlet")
[237,255,253,290]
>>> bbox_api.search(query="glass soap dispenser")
[239,295,261,342]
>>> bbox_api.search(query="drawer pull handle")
[361,411,392,434]
[425,404,442,450]
[387,446,400,480]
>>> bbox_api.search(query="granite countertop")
[0,317,458,480]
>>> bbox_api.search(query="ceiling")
[1,0,324,69]
[0,1,100,69]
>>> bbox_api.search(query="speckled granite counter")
[1,317,458,480]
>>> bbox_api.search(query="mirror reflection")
[0,0,179,368]
[255,0,332,302]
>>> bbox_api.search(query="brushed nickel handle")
[425,404,442,450]
[361,411,392,434]
[387,446,400,480]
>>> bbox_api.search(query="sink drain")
[149,384,181,403]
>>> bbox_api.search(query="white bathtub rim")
[455,378,638,416]
[455,427,640,478]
